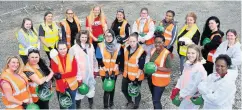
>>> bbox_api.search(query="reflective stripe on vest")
[6,98,29,109]
[16,28,39,55]
[150,48,171,87]
[120,20,128,37]
[123,45,145,81]
[207,34,222,62]
[163,24,174,46]
[177,24,199,56]
[136,18,154,45]
[51,54,78,91]
[41,22,59,52]
[61,15,81,48]
[98,42,121,76]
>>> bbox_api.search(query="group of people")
[0,5,241,109]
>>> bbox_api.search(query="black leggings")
[101,76,117,107]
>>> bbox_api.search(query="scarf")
[105,36,118,54]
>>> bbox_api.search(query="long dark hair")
[111,9,126,29]
[21,18,37,36]
[201,16,221,38]
[27,48,50,76]
[75,30,91,48]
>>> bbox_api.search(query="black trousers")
[101,76,117,107]
[147,75,166,109]
[35,99,49,109]
[203,61,214,75]
[121,77,142,106]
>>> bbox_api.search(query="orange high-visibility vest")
[123,45,145,81]
[61,15,81,48]
[0,71,31,109]
[24,63,44,103]
[162,23,175,46]
[119,20,128,37]
[51,54,78,91]
[136,18,154,45]
[207,34,222,62]
[98,42,121,76]
[150,48,171,87]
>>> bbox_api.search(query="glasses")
[155,41,163,44]
[117,9,124,13]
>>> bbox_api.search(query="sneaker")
[133,105,139,109]
[89,103,93,109]
[126,102,134,109]
[109,102,114,109]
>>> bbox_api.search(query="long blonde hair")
[2,56,24,74]
[88,5,106,27]
[186,44,203,64]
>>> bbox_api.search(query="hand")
[78,80,82,87]
[22,102,28,109]
[200,46,204,50]
[105,71,109,79]
[54,73,62,80]
[110,71,115,80]
[133,78,139,86]
[179,96,183,100]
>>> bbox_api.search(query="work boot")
[109,101,114,109]
[76,99,81,109]
[126,101,134,109]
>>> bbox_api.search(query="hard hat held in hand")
[144,62,157,75]
[128,82,140,97]
[172,94,181,107]
[26,103,40,110]
[103,78,115,92]
[202,38,211,46]
[78,83,89,95]
[97,34,104,42]
[155,25,165,33]
[59,92,73,108]
[190,96,204,105]
[35,86,53,101]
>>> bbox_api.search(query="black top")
[177,29,200,55]
[111,20,130,43]
[39,24,53,37]
[126,45,146,70]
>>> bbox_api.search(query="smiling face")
[165,12,174,23]
[80,34,88,44]
[116,12,124,21]
[58,44,68,56]
[187,48,198,63]
[28,52,40,65]
[215,59,228,74]
[24,20,32,30]
[45,13,53,22]
[105,32,113,43]
[140,10,148,19]
[8,58,20,72]
[226,31,236,44]
[93,6,101,17]
[186,16,195,27]
[154,37,164,51]
[209,20,218,31]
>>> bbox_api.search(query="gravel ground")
[0,1,241,109]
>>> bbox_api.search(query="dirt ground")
[0,1,241,109]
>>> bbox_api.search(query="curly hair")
[215,54,232,68]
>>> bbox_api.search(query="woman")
[177,12,200,73]
[0,56,32,109]
[198,54,237,109]
[147,32,172,109]
[39,11,60,61]
[132,7,155,55]
[121,32,146,109]
[16,18,40,64]
[86,5,108,50]
[23,48,54,109]
[213,29,242,70]
[69,30,98,109]
[158,10,178,52]
[171,44,207,109]
[200,16,224,75]
[61,9,81,48]
[96,29,123,109]
[50,41,78,109]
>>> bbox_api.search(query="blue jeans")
[179,55,186,73]
[57,88,77,109]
